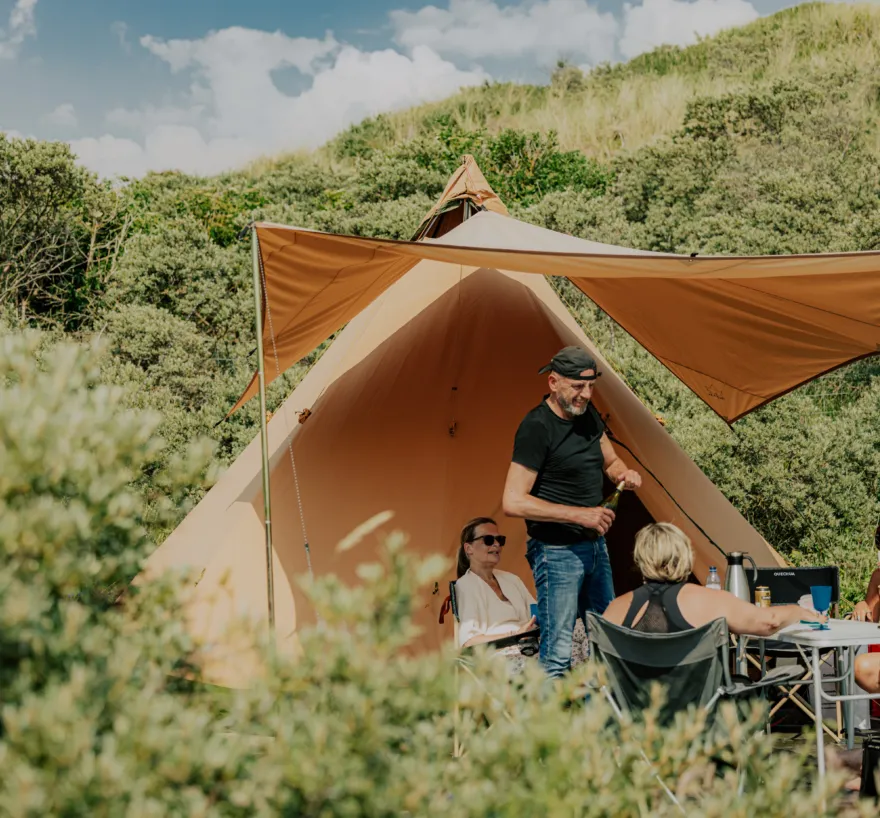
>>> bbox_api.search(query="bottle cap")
[709,566,716,571]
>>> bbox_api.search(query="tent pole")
[251,224,276,632]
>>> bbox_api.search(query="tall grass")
[300,2,880,168]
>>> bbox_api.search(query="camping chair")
[586,614,802,810]
[585,613,803,729]
[441,580,541,758]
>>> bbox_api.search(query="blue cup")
[811,585,832,629]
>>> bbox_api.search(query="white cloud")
[70,129,256,179]
[111,20,130,53]
[64,0,764,179]
[619,0,759,60]
[44,102,77,127]
[0,0,38,59]
[105,101,206,132]
[69,27,487,178]
[139,26,338,77]
[391,0,619,67]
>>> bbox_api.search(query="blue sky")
[0,0,803,177]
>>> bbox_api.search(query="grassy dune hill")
[1,2,878,601]
[311,1,880,163]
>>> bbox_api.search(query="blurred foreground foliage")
[0,336,872,815]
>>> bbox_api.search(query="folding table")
[750,619,880,779]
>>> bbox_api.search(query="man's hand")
[619,469,642,490]
[854,601,873,622]
[571,506,616,535]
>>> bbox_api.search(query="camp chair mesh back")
[587,613,731,726]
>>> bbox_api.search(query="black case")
[860,735,880,798]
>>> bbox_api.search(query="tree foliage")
[0,137,129,327]
[1,7,880,808]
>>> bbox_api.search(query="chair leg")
[757,647,841,743]
[453,622,463,759]
[601,686,685,815]
[772,683,840,742]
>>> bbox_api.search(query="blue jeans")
[526,537,615,678]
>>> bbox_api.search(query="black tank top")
[622,582,693,634]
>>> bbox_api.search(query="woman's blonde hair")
[633,522,694,583]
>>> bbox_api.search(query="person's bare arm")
[867,571,880,607]
[602,593,633,625]
[461,616,538,648]
[705,589,825,636]
[501,462,616,535]
[599,434,642,489]
[854,569,880,621]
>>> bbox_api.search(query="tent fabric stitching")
[722,277,880,332]
[256,219,880,264]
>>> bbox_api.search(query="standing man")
[502,346,641,678]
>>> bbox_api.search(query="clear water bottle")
[706,566,721,591]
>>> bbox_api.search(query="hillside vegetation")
[1,1,879,604]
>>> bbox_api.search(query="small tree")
[0,136,130,328]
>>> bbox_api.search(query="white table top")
[760,618,880,648]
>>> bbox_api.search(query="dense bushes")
[1,7,879,809]
[0,337,867,815]
[0,136,127,328]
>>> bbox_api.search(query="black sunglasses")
[469,535,506,547]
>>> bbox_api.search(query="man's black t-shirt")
[511,400,606,544]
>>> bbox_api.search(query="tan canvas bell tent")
[134,155,880,688]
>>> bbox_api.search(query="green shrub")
[310,194,435,239]
[0,338,867,815]
[3,0,879,641]
[108,216,251,345]
[0,136,126,328]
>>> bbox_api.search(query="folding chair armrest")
[724,664,805,697]
[460,627,540,653]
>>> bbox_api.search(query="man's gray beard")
[558,395,587,417]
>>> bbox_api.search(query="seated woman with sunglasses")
[455,517,539,661]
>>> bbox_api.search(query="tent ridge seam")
[721,278,880,334]
[259,221,880,265]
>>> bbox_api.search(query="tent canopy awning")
[237,204,880,423]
